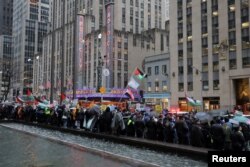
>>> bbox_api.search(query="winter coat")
[190,125,204,147]
[134,119,145,138]
[231,131,245,151]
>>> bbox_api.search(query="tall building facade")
[37,0,168,100]
[0,0,13,35]
[0,0,13,101]
[0,35,12,101]
[11,0,51,97]
[169,0,250,111]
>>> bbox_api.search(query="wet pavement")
[0,126,132,167]
[0,123,207,167]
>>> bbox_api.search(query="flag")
[34,96,42,103]
[134,68,147,80]
[27,89,32,96]
[125,88,134,100]
[16,97,24,103]
[60,93,66,101]
[186,96,202,106]
[128,77,140,89]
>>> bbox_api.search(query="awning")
[144,92,171,99]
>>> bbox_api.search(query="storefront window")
[147,82,151,92]
[155,81,159,92]
[162,80,167,91]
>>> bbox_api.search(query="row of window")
[178,79,220,92]
[147,65,167,76]
[147,80,168,92]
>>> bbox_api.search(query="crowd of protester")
[0,103,249,151]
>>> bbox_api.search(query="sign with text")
[75,15,85,88]
[208,151,250,167]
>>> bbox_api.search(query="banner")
[75,15,85,89]
[105,2,114,88]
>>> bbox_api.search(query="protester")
[1,103,250,152]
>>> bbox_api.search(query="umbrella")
[89,105,101,115]
[209,109,228,117]
[233,116,250,125]
[229,119,239,125]
[195,112,213,123]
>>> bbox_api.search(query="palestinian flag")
[125,88,134,100]
[128,77,140,90]
[134,68,147,80]
[186,96,202,106]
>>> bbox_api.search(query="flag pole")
[118,85,128,103]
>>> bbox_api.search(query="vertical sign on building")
[105,2,114,90]
[76,15,85,89]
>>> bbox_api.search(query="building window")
[124,54,128,60]
[147,82,151,92]
[202,63,208,72]
[130,0,133,6]
[155,81,159,92]
[203,81,209,90]
[155,66,159,75]
[213,80,220,90]
[242,28,250,49]
[229,51,237,69]
[118,42,122,48]
[188,82,193,91]
[242,48,250,68]
[124,42,128,49]
[124,73,128,86]
[178,66,183,75]
[162,65,167,75]
[201,1,207,13]
[178,83,184,92]
[187,58,193,74]
[122,8,126,23]
[162,81,167,91]
[133,36,136,46]
[229,31,236,45]
[124,62,128,71]
[202,37,208,47]
[147,67,151,76]
[228,12,235,29]
[117,61,122,70]
[213,62,219,71]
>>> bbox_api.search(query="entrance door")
[234,78,250,111]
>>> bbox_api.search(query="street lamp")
[191,65,204,112]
